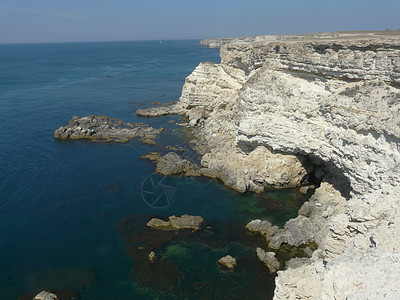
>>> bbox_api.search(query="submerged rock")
[131,256,181,292]
[256,247,280,273]
[217,255,237,270]
[140,152,161,161]
[27,267,96,293]
[54,115,163,143]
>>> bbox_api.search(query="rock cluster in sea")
[117,214,276,298]
[138,31,400,299]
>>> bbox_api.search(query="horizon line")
[0,37,206,46]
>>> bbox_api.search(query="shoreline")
[136,31,400,299]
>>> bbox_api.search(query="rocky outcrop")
[147,215,205,231]
[256,247,280,273]
[246,219,279,239]
[54,115,163,143]
[136,103,182,117]
[34,291,58,300]
[178,31,400,298]
[217,255,237,269]
[268,182,347,250]
[141,151,201,176]
[156,152,201,177]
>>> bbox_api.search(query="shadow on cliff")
[237,141,351,199]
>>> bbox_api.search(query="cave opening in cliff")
[303,155,351,199]
[237,141,351,199]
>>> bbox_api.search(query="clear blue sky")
[0,0,399,43]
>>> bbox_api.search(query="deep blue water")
[0,40,309,299]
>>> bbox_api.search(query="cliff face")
[180,32,400,299]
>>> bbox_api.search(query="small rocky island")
[136,31,400,299]
[54,115,163,143]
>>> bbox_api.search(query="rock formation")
[147,215,205,231]
[155,152,201,177]
[33,291,58,300]
[165,31,400,299]
[54,115,163,143]
[148,251,157,263]
[217,255,237,270]
[246,219,279,239]
[136,103,182,117]
[256,247,281,273]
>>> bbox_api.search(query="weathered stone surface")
[299,185,315,195]
[179,62,246,111]
[256,247,280,273]
[34,291,58,300]
[168,215,204,230]
[186,106,206,126]
[246,219,279,239]
[285,257,312,269]
[136,104,183,117]
[147,215,205,231]
[54,115,163,142]
[205,31,400,82]
[268,182,346,250]
[217,255,237,269]
[156,152,201,176]
[147,218,171,230]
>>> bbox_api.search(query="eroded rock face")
[54,115,163,143]
[184,31,400,299]
[176,61,310,192]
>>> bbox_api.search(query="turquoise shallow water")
[0,40,310,299]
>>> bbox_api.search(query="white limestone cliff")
[180,31,400,299]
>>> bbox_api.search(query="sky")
[0,0,399,43]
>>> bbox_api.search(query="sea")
[0,40,310,299]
